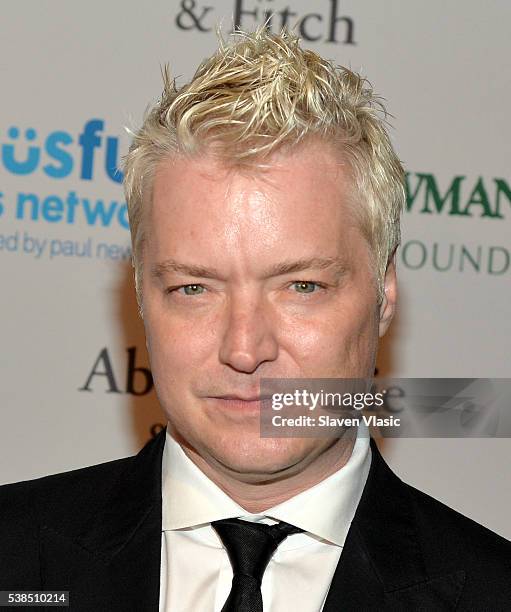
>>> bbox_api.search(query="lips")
[206,395,272,413]
[214,394,269,402]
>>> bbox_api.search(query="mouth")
[206,394,272,413]
[216,394,268,401]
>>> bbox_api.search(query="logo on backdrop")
[0,119,128,230]
[402,172,511,276]
[1,120,123,183]
[79,347,162,443]
[406,172,510,219]
[175,0,356,45]
[0,119,131,262]
[79,347,153,396]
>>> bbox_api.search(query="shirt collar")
[162,425,371,547]
[161,430,246,530]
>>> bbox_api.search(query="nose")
[218,291,279,374]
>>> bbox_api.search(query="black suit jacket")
[1,430,510,611]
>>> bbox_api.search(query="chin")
[209,435,315,478]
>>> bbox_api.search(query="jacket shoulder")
[404,481,511,604]
[406,482,510,556]
[0,430,166,590]
[0,456,133,530]
[0,457,135,588]
[0,456,134,588]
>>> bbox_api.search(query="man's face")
[142,140,396,478]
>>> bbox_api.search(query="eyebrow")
[151,260,222,280]
[266,257,347,277]
[151,257,347,280]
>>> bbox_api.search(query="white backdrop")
[1,1,510,539]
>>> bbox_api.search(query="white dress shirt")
[159,427,371,612]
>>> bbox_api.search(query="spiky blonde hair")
[123,28,405,305]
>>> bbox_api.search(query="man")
[0,28,509,611]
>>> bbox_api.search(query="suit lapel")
[323,439,465,611]
[40,429,166,612]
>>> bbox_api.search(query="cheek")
[279,293,379,375]
[339,306,379,375]
[144,303,219,386]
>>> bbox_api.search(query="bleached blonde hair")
[123,27,405,305]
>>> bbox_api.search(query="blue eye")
[180,284,205,296]
[292,281,319,293]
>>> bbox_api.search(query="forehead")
[152,136,350,197]
[146,140,364,269]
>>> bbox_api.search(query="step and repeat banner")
[1,1,510,538]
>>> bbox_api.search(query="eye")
[292,281,321,294]
[166,284,206,296]
[182,284,205,296]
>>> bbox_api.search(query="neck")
[178,433,357,514]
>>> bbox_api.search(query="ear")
[378,254,397,338]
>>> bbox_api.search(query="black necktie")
[211,518,303,612]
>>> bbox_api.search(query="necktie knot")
[211,518,303,611]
